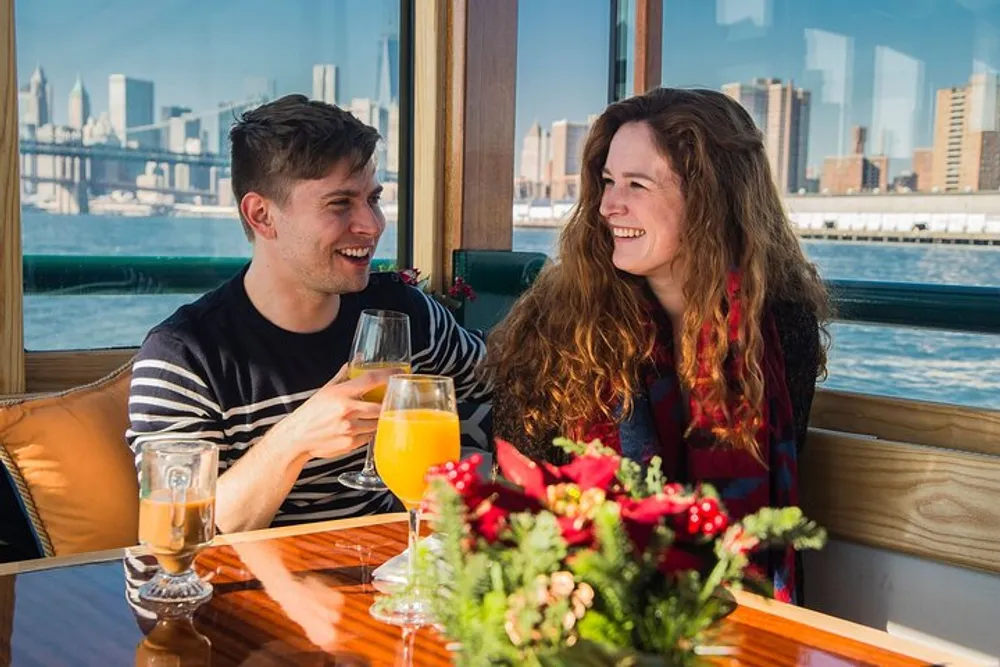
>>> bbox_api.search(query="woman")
[488,87,829,603]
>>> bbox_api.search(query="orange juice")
[349,362,411,403]
[374,408,460,508]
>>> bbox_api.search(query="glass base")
[369,595,434,627]
[339,470,387,491]
[138,569,213,617]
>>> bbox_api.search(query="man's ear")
[240,192,278,240]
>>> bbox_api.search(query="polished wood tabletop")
[0,514,966,666]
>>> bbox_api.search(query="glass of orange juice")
[370,374,460,626]
[338,309,411,492]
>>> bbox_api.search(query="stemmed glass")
[370,375,461,626]
[338,309,412,492]
[137,441,218,613]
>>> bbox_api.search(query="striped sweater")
[125,266,492,527]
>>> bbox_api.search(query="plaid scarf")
[581,272,800,603]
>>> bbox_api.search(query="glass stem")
[407,508,420,592]
[360,438,376,474]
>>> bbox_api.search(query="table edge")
[732,590,974,666]
[0,512,410,576]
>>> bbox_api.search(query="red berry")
[455,481,467,492]
[444,461,456,471]
[468,454,483,466]
[447,470,459,481]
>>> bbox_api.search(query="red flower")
[557,516,595,548]
[398,268,421,286]
[447,277,477,302]
[468,483,541,543]
[494,439,621,502]
[619,492,698,555]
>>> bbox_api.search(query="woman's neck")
[645,272,685,335]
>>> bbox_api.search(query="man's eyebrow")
[321,188,360,201]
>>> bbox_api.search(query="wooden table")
[0,514,969,666]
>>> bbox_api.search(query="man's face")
[266,158,385,295]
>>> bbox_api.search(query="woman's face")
[599,121,685,281]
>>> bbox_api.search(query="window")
[511,0,611,256]
[661,0,1000,410]
[17,0,406,350]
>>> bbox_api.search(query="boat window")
[511,0,612,257]
[658,0,1000,410]
[16,0,407,350]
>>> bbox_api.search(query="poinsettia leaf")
[495,438,551,499]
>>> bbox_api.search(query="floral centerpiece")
[398,268,477,312]
[391,438,826,666]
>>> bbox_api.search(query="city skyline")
[16,0,1000,176]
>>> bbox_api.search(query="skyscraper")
[549,120,589,201]
[312,64,339,105]
[108,74,155,147]
[68,74,90,130]
[519,121,551,199]
[723,78,811,193]
[350,98,389,178]
[19,65,53,127]
[375,34,400,107]
[931,72,1000,192]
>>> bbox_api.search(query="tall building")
[19,65,53,127]
[350,98,389,177]
[912,147,934,191]
[108,74,155,147]
[931,73,1000,192]
[312,64,339,105]
[723,77,811,193]
[549,120,589,201]
[68,74,91,130]
[518,121,551,200]
[375,34,400,107]
[387,101,400,177]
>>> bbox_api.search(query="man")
[126,94,491,533]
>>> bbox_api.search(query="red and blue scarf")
[582,272,801,603]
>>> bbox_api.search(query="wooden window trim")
[1,0,24,395]
[634,0,662,94]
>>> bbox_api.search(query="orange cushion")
[0,364,138,557]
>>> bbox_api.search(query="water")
[21,212,1000,410]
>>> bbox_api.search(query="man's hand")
[275,365,399,461]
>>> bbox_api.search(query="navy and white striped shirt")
[125,266,492,527]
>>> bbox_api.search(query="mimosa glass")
[370,374,460,626]
[339,309,412,491]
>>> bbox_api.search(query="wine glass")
[338,309,412,491]
[137,441,218,613]
[370,375,461,626]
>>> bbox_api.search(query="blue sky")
[16,0,1000,175]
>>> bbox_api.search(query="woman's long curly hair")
[487,87,830,455]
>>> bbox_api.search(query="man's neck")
[244,258,341,334]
